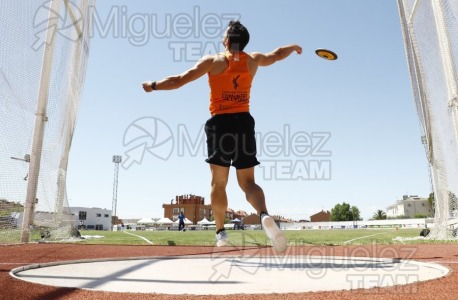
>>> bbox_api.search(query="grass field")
[2,228,457,246]
[56,228,457,246]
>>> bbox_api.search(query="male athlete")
[143,20,302,253]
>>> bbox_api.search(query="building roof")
[310,210,330,217]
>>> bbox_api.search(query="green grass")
[70,228,457,246]
[2,228,457,246]
[281,228,440,245]
[0,229,47,244]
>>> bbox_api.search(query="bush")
[414,214,428,219]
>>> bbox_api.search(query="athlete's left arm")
[142,55,214,92]
[250,44,302,67]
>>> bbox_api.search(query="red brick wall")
[310,211,331,222]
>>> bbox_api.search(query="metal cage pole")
[21,0,62,243]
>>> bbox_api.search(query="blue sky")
[66,0,431,221]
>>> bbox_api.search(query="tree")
[372,210,387,220]
[330,202,361,221]
[449,192,458,211]
[428,191,457,217]
[428,192,435,216]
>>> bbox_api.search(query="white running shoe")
[261,213,287,253]
[216,230,228,247]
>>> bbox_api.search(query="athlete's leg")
[210,164,230,231]
[237,166,287,252]
[236,167,267,214]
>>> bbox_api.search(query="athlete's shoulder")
[198,53,225,63]
[247,52,264,61]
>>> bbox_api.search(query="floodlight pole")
[112,155,122,222]
[21,0,62,243]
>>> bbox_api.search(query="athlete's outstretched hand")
[142,81,154,93]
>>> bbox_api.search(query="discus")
[315,48,338,60]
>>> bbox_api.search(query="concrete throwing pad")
[11,256,449,295]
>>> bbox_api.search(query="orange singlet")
[208,51,253,115]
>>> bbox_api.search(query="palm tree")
[372,210,387,220]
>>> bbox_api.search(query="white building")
[386,195,432,218]
[69,207,112,230]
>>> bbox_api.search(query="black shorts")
[205,112,260,169]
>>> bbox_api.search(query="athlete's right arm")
[250,44,302,67]
[142,55,214,92]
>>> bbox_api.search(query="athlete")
[142,20,302,252]
[178,211,185,231]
